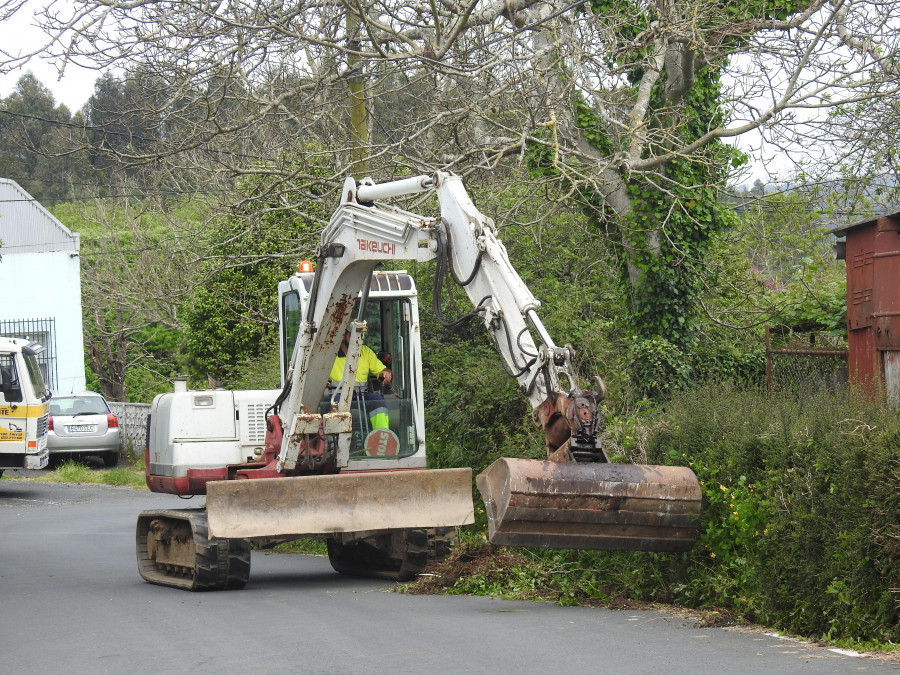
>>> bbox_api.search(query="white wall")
[0,250,86,393]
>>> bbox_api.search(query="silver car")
[48,392,120,467]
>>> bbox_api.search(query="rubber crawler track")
[136,509,251,591]
[326,527,457,581]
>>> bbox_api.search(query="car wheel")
[103,451,119,468]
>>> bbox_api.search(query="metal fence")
[765,327,849,394]
[108,402,151,453]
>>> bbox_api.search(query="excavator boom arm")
[273,171,699,553]
[277,172,604,472]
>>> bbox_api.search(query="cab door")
[0,353,28,453]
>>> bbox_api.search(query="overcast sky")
[0,1,101,111]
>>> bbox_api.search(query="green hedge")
[631,384,899,643]
[445,384,899,645]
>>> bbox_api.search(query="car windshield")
[50,396,109,416]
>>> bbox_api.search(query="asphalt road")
[1,478,897,675]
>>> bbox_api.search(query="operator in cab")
[329,331,392,430]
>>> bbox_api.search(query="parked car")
[48,392,120,467]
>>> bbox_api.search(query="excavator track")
[136,509,251,591]
[326,527,456,581]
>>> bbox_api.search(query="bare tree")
[4,0,900,372]
[3,0,894,217]
[1,2,891,167]
[60,193,200,400]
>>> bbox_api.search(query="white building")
[0,178,86,394]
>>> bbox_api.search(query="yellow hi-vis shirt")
[330,345,387,383]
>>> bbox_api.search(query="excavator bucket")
[206,468,475,539]
[476,458,701,552]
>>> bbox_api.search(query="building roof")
[830,210,900,238]
[0,178,80,254]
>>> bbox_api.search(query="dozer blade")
[476,458,701,552]
[206,468,475,539]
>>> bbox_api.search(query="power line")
[0,189,223,204]
[0,108,277,164]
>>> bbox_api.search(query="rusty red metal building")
[831,211,900,404]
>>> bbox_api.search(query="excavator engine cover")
[476,458,701,551]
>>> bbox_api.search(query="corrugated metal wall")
[0,178,80,254]
[835,212,900,401]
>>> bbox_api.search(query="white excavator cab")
[278,269,427,468]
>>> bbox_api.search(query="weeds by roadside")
[265,539,328,555]
[9,458,148,489]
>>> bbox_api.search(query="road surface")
[1,479,896,674]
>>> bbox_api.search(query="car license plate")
[68,424,97,433]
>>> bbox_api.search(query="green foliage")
[52,460,94,483]
[183,151,332,385]
[442,553,555,601]
[29,460,146,487]
[639,384,900,643]
[692,343,767,390]
[726,191,835,284]
[528,57,747,390]
[84,72,162,172]
[770,269,847,335]
[227,343,283,391]
[0,73,93,202]
[52,199,199,402]
[626,336,691,398]
[711,188,848,338]
[624,333,765,400]
[422,337,539,474]
[269,538,328,555]
[185,283,281,384]
[619,65,741,354]
[429,384,899,647]
[101,467,148,487]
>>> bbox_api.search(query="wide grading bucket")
[476,458,701,551]
[206,468,475,539]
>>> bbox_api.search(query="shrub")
[429,383,899,646]
[640,384,900,643]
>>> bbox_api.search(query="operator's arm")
[363,347,392,385]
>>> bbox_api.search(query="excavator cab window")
[280,283,419,459]
[346,298,417,459]
[281,291,302,384]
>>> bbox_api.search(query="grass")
[267,538,328,555]
[24,457,148,488]
[101,466,148,487]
